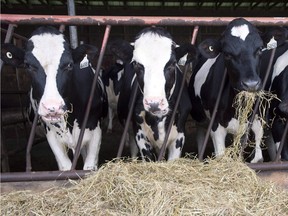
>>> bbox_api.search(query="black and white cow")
[260,27,288,160]
[188,18,264,162]
[112,26,195,161]
[1,26,108,170]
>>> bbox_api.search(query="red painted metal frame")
[1,14,288,26]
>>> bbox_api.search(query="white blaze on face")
[133,32,173,114]
[231,24,250,41]
[30,33,66,120]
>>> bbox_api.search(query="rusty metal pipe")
[71,25,111,170]
[275,121,288,161]
[26,112,39,172]
[1,170,90,182]
[1,14,288,26]
[199,69,227,161]
[116,82,139,158]
[191,25,199,45]
[247,161,288,171]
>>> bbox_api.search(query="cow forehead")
[133,32,173,67]
[231,24,250,41]
[29,33,66,72]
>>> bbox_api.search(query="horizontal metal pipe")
[1,161,288,182]
[1,14,288,26]
[247,161,288,171]
[1,170,91,182]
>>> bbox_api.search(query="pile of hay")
[2,156,288,215]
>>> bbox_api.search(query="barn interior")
[1,1,288,172]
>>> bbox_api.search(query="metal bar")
[1,170,90,182]
[116,82,139,158]
[1,14,288,26]
[71,25,111,170]
[26,111,39,172]
[199,69,228,161]
[158,64,189,161]
[1,161,288,182]
[275,121,288,161]
[191,25,199,45]
[1,27,27,41]
[241,48,276,152]
[67,0,78,48]
[247,161,288,171]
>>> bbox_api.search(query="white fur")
[133,32,173,113]
[231,24,250,41]
[194,55,219,97]
[271,50,288,86]
[30,33,66,118]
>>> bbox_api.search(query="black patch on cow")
[52,123,61,129]
[176,137,183,149]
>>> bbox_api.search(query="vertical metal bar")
[117,82,139,158]
[199,69,227,161]
[241,48,276,151]
[71,25,111,170]
[191,25,199,45]
[67,0,78,49]
[157,65,189,161]
[275,121,288,161]
[26,112,39,172]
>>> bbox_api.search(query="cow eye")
[224,52,232,60]
[65,63,73,71]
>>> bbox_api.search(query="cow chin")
[148,109,169,117]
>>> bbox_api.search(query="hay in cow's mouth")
[231,90,280,158]
[2,155,288,215]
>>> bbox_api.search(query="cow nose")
[42,102,65,114]
[144,98,167,113]
[241,79,261,92]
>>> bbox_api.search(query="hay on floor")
[1,156,288,216]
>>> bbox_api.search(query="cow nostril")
[241,80,261,92]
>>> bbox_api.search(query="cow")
[188,18,264,163]
[260,27,288,160]
[101,58,139,157]
[1,26,108,171]
[111,26,196,161]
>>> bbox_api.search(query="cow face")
[222,18,263,91]
[24,27,73,123]
[199,18,263,92]
[132,27,177,117]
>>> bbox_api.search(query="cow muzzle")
[240,78,261,92]
[144,97,169,116]
[39,101,66,123]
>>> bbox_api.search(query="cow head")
[109,27,197,117]
[1,26,98,123]
[199,18,263,92]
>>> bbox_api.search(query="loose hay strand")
[1,157,288,216]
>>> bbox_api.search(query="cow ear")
[175,43,198,65]
[108,39,134,63]
[198,39,221,59]
[1,43,25,67]
[72,44,98,63]
[262,27,288,48]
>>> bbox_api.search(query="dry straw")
[1,156,288,216]
[2,90,286,216]
[231,90,279,159]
